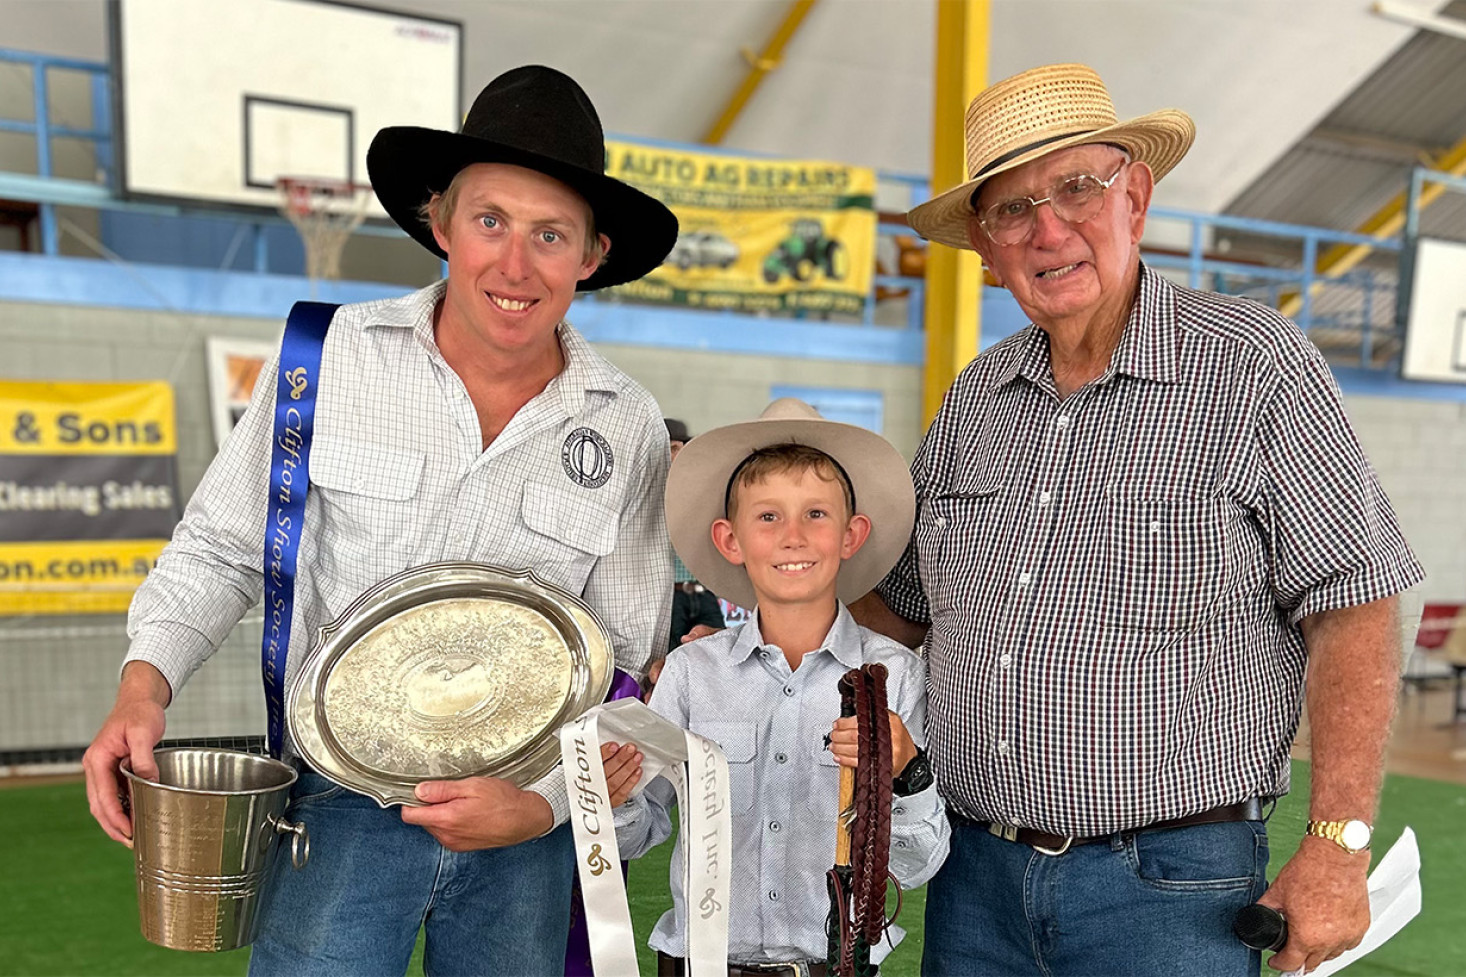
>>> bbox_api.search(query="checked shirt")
[125,281,673,824]
[878,264,1424,837]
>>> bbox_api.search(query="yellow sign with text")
[0,380,179,615]
[0,539,166,614]
[604,141,877,316]
[0,381,176,455]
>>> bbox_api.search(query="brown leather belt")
[657,951,828,977]
[981,798,1264,855]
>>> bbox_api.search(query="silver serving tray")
[286,562,614,806]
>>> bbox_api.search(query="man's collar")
[361,281,622,408]
[1108,263,1179,384]
[731,604,864,669]
[996,261,1179,389]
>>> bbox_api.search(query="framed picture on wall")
[205,338,277,449]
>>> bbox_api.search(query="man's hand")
[402,777,554,851]
[828,710,917,776]
[680,624,721,644]
[599,741,643,807]
[82,661,171,847]
[1259,838,1371,973]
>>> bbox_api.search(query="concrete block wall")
[1344,395,1466,603]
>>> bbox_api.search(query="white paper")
[1286,827,1421,977]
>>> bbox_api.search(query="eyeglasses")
[975,161,1127,247]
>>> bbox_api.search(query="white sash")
[559,698,732,977]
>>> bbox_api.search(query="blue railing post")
[1189,218,1204,289]
[31,61,59,255]
[1299,235,1318,334]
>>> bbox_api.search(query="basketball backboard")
[1402,237,1466,385]
[110,0,461,219]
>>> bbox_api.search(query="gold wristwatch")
[1305,818,1373,854]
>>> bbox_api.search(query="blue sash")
[262,301,337,758]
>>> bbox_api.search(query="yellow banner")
[0,381,176,455]
[0,539,166,614]
[0,380,179,615]
[605,141,877,316]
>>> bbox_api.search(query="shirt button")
[934,515,947,528]
[759,650,770,660]
[896,839,908,849]
[783,686,795,697]
[1149,520,1162,533]
[894,806,905,816]
[775,752,788,764]
[1017,572,1031,586]
[998,740,1011,756]
[1038,491,1052,506]
[769,890,780,902]
[1056,414,1071,430]
[999,653,1012,668]
[769,820,781,833]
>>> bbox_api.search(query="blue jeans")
[247,771,574,977]
[923,814,1268,977]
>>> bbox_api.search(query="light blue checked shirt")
[614,603,949,965]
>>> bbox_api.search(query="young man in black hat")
[82,65,678,976]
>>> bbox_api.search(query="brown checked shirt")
[879,264,1424,837]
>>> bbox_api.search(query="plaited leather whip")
[826,663,896,976]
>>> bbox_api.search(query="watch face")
[1341,820,1371,851]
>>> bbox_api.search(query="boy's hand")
[828,710,917,776]
[599,741,643,807]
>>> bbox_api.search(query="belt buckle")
[987,821,1074,856]
[744,963,807,977]
[1032,836,1074,856]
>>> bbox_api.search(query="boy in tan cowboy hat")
[84,64,679,976]
[601,398,951,974]
[857,63,1422,976]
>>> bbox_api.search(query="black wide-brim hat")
[368,65,678,291]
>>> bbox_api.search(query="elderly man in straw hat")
[82,65,677,975]
[854,64,1423,975]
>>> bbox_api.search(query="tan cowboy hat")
[665,399,915,613]
[907,63,1195,251]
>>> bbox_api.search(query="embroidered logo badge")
[562,427,614,489]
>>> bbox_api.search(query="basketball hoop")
[277,177,370,284]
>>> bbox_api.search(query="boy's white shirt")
[613,603,950,965]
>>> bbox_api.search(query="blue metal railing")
[0,48,113,254]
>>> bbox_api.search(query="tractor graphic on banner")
[762,218,849,284]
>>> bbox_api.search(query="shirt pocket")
[803,747,844,822]
[1102,493,1227,632]
[520,481,619,594]
[308,437,425,574]
[699,720,757,815]
[921,460,1004,621]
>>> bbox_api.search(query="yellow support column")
[923,0,989,425]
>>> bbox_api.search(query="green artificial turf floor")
[0,761,1459,976]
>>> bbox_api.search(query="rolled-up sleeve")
[1256,343,1424,625]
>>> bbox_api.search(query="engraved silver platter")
[285,562,613,806]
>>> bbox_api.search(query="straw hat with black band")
[907,63,1196,251]
[368,64,678,291]
[666,399,915,614]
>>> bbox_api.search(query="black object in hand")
[1234,903,1288,951]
